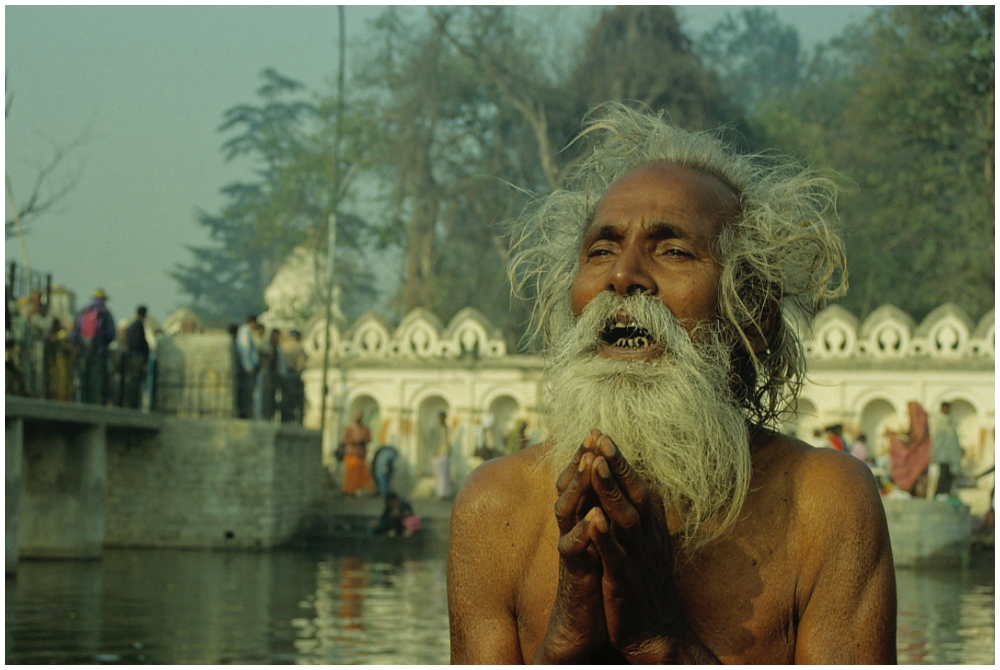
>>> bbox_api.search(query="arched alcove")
[417,395,450,478]
[487,395,521,454]
[941,398,983,469]
[859,398,900,461]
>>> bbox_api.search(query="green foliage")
[697,8,804,114]
[724,6,994,320]
[356,7,546,344]
[567,6,736,129]
[179,7,993,337]
[173,69,378,327]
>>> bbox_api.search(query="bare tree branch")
[5,125,92,239]
[430,9,566,190]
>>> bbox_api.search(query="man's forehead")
[584,162,740,238]
[603,161,739,206]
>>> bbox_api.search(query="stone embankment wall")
[882,497,975,567]
[104,418,321,550]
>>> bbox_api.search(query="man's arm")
[447,460,526,664]
[449,442,618,664]
[793,449,897,663]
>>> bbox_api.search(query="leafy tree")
[765,7,993,319]
[708,6,994,319]
[567,6,737,133]
[173,69,377,326]
[361,6,745,349]
[359,7,544,344]
[696,8,804,114]
[844,6,994,318]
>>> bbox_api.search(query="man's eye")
[587,247,613,258]
[662,247,694,259]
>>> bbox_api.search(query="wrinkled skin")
[538,429,714,664]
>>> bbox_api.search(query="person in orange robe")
[342,412,376,495]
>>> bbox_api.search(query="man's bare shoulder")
[754,431,880,498]
[451,443,555,529]
[753,430,889,559]
[447,445,557,632]
[751,436,896,662]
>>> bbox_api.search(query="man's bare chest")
[513,515,799,663]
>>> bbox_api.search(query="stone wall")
[17,420,106,559]
[881,497,974,567]
[104,418,321,550]
[155,331,235,418]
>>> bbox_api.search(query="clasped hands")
[537,429,684,664]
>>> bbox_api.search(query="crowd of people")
[230,313,306,423]
[808,400,970,499]
[6,291,306,424]
[334,409,532,502]
[5,287,157,409]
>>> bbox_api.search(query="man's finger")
[591,456,641,533]
[555,451,597,535]
[558,508,601,559]
[595,434,653,510]
[555,429,604,493]
[587,506,627,580]
[555,445,588,494]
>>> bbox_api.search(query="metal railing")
[5,261,52,308]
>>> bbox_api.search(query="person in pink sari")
[888,401,933,494]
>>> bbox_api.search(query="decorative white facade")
[300,304,995,500]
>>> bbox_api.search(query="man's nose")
[608,246,655,296]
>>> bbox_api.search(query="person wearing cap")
[70,289,116,404]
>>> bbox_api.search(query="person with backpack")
[70,289,116,404]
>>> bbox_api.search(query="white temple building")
[296,303,994,503]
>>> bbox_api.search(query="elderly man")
[447,105,896,664]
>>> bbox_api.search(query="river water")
[5,543,994,664]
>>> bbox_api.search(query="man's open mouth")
[600,317,655,349]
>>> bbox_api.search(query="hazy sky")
[5,5,874,323]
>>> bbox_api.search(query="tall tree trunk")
[402,140,440,312]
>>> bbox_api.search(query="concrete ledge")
[5,396,164,431]
[883,496,974,567]
[103,417,323,550]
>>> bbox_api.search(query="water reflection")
[895,563,995,665]
[6,544,451,664]
[293,551,450,664]
[4,545,993,664]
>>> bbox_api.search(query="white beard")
[542,292,752,546]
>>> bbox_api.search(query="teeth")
[613,336,650,348]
